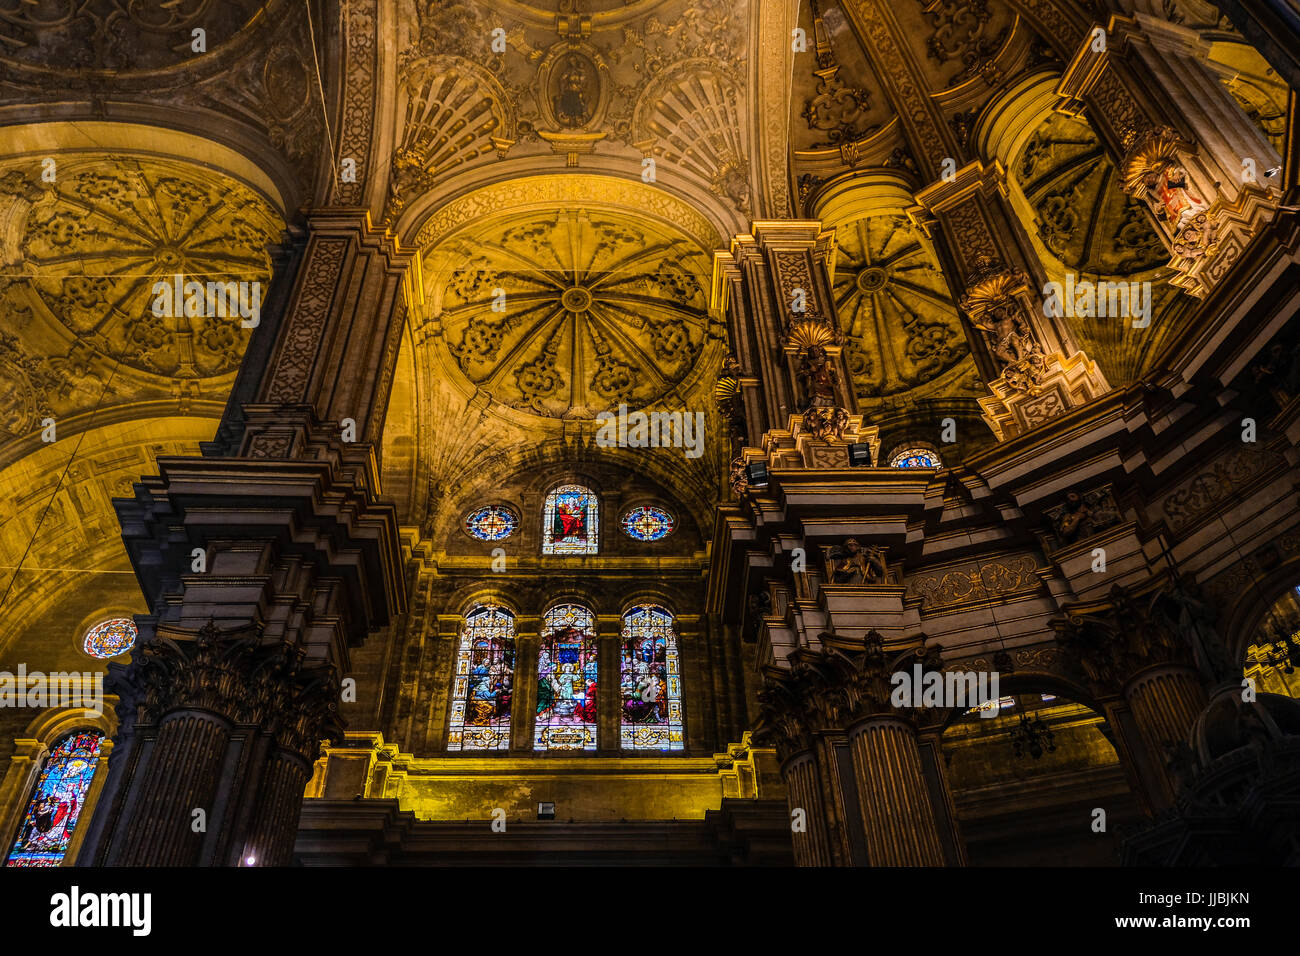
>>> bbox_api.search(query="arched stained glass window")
[542,484,599,555]
[465,505,519,541]
[889,446,942,468]
[620,505,675,542]
[620,605,684,751]
[447,605,515,751]
[535,604,598,751]
[5,731,103,867]
[82,618,136,659]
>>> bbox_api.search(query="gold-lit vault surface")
[832,213,983,411]
[388,0,749,226]
[0,156,282,450]
[423,207,712,419]
[1014,113,1167,277]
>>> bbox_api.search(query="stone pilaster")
[1054,16,1282,298]
[837,0,1108,440]
[712,222,878,475]
[84,209,410,866]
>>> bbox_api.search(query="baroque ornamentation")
[1016,113,1166,275]
[113,619,344,764]
[1058,585,1192,691]
[0,0,263,73]
[959,265,1048,393]
[821,539,890,585]
[1122,126,1216,260]
[1162,445,1285,533]
[425,208,710,419]
[1042,487,1122,547]
[4,157,281,380]
[832,215,968,406]
[905,554,1041,611]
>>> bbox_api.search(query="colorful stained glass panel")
[447,606,515,751]
[465,505,519,541]
[542,484,599,555]
[82,618,136,659]
[5,732,103,867]
[889,447,942,468]
[620,605,684,751]
[620,506,675,542]
[535,604,598,751]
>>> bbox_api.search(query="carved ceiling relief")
[0,2,323,203]
[423,208,713,419]
[910,0,1016,90]
[0,157,281,445]
[790,2,889,156]
[0,0,266,72]
[832,215,981,410]
[392,0,750,217]
[1015,113,1167,276]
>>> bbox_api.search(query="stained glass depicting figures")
[889,447,942,468]
[464,505,519,541]
[620,505,675,542]
[535,604,598,750]
[542,484,599,555]
[620,605,684,751]
[82,618,137,658]
[5,732,103,867]
[447,605,515,751]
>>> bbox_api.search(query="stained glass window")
[5,731,103,867]
[889,447,942,468]
[82,618,136,659]
[465,505,519,541]
[447,605,515,751]
[535,604,598,751]
[542,484,599,555]
[620,506,675,542]
[620,605,684,751]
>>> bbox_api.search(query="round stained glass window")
[621,506,675,542]
[465,505,519,541]
[889,447,941,468]
[82,618,137,659]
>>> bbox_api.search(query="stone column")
[755,674,846,866]
[82,211,410,866]
[835,634,952,866]
[1054,16,1282,298]
[88,622,343,866]
[845,714,945,866]
[598,617,621,755]
[1059,586,1210,809]
[513,618,540,753]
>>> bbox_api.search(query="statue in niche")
[1143,162,1210,234]
[796,344,839,409]
[552,53,595,128]
[1048,489,1121,545]
[971,299,1047,392]
[822,538,888,585]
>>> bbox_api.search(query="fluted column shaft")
[846,715,945,866]
[1125,664,1209,805]
[782,749,834,867]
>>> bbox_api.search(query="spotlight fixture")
[846,441,872,467]
[744,461,769,488]
[537,802,556,820]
